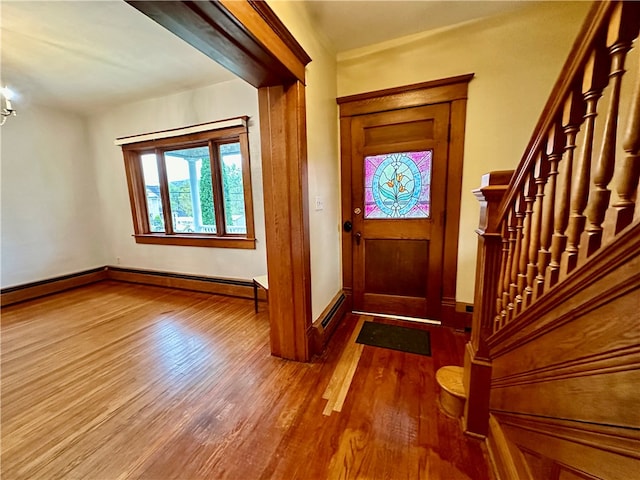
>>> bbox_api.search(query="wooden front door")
[349,103,450,319]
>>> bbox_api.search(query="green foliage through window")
[199,159,215,226]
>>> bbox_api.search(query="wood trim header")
[126,0,311,88]
[226,0,312,76]
[246,1,311,66]
[115,117,248,146]
[337,74,474,117]
[337,74,474,105]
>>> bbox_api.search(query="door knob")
[343,221,352,232]
[355,232,361,245]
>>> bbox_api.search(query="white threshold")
[352,310,441,326]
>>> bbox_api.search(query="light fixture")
[1,86,17,126]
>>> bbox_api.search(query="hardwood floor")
[1,282,491,479]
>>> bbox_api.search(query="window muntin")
[141,153,165,232]
[121,125,254,249]
[219,142,246,235]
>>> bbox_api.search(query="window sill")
[133,234,256,249]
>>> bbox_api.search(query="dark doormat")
[356,321,431,356]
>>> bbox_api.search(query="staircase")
[441,2,640,478]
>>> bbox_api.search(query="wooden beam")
[219,0,310,83]
[126,1,309,87]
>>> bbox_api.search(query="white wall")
[1,105,106,287]
[267,1,342,319]
[87,79,267,281]
[336,2,591,303]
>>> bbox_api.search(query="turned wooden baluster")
[613,60,640,228]
[495,221,510,331]
[583,3,639,256]
[515,173,535,313]
[536,123,565,293]
[548,87,584,287]
[564,42,610,273]
[525,151,550,303]
[503,210,518,322]
[611,4,640,233]
[509,198,525,315]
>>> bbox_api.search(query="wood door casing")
[338,75,472,327]
[351,104,450,319]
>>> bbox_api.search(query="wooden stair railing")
[464,0,640,438]
[492,1,640,332]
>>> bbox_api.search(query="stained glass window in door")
[364,150,432,219]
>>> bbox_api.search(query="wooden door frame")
[337,75,473,329]
[127,1,313,360]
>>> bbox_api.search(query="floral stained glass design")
[364,150,432,219]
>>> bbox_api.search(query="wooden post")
[463,170,512,437]
[259,82,312,361]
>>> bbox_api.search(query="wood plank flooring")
[1,281,491,479]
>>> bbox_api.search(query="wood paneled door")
[350,104,449,319]
[339,75,472,326]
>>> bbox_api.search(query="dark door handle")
[355,232,361,245]
[343,221,352,233]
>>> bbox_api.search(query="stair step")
[436,366,466,418]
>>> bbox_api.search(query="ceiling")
[1,0,531,114]
[0,1,236,113]
[305,1,532,52]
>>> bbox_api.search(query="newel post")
[463,170,513,436]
